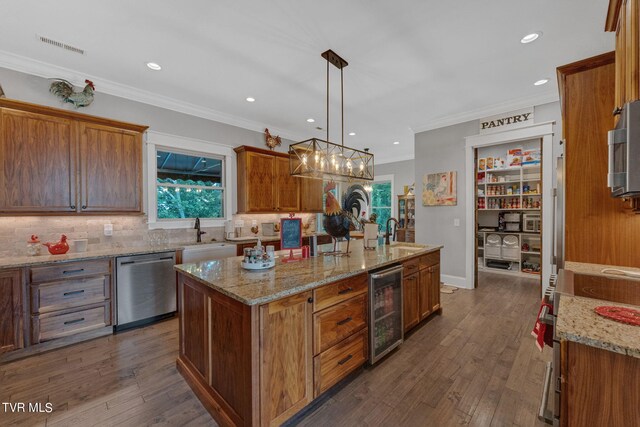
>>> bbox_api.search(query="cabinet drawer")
[313,274,368,313]
[30,259,111,284]
[313,294,367,355]
[403,257,420,275]
[313,328,368,396]
[419,252,440,269]
[32,301,111,343]
[31,275,110,314]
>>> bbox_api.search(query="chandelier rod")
[326,58,329,143]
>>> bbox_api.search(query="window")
[156,150,224,219]
[370,175,394,231]
[147,131,233,229]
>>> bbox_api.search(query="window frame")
[370,174,396,229]
[146,131,234,229]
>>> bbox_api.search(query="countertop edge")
[175,245,443,306]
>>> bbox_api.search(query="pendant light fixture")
[289,50,374,182]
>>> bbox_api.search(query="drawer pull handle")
[338,287,353,295]
[338,354,353,366]
[337,316,353,326]
[63,290,85,297]
[64,317,85,325]
[63,269,85,275]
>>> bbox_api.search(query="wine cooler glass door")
[370,265,404,364]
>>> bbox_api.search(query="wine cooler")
[369,265,404,364]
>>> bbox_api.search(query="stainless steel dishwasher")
[115,251,176,331]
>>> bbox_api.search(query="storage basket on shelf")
[501,235,520,260]
[485,234,502,258]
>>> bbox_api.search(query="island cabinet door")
[403,272,420,332]
[259,291,313,427]
[429,263,441,313]
[418,267,433,320]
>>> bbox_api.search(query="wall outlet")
[454,218,460,227]
[104,223,113,236]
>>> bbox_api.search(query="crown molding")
[0,49,303,142]
[412,91,559,134]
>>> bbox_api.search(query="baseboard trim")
[441,274,471,289]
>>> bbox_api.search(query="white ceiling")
[0,0,613,164]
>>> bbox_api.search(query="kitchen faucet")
[194,217,206,243]
[385,217,399,245]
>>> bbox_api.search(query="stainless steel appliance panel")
[116,252,176,327]
[608,100,640,197]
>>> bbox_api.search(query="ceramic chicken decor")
[322,182,369,255]
[43,234,70,255]
[49,79,95,108]
[264,128,282,150]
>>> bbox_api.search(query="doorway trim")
[464,121,555,292]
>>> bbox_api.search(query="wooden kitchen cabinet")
[607,0,640,113]
[78,122,142,213]
[0,108,76,213]
[402,272,420,332]
[235,145,323,214]
[300,177,324,213]
[403,251,441,333]
[275,156,300,212]
[260,291,313,426]
[0,99,147,215]
[0,269,24,353]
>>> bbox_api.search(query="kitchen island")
[174,242,442,427]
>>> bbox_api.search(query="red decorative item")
[43,234,70,255]
[595,306,640,326]
[28,234,40,243]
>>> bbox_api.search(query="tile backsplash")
[0,213,318,257]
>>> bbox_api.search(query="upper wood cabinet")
[0,269,24,353]
[0,99,147,215]
[235,145,323,214]
[0,108,76,213]
[78,122,142,213]
[607,0,640,113]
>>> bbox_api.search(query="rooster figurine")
[323,182,370,255]
[49,79,95,108]
[43,234,70,255]
[264,128,282,151]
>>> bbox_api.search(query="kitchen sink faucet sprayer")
[194,217,206,243]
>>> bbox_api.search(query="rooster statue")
[264,128,282,151]
[323,182,370,255]
[49,79,95,108]
[42,234,70,255]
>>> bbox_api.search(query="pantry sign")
[479,108,534,135]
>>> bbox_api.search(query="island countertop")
[174,242,442,305]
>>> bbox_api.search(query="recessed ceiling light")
[349,132,356,136]
[246,97,255,102]
[393,141,400,145]
[307,118,315,123]
[534,79,549,86]
[146,62,162,71]
[521,32,542,44]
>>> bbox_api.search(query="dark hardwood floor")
[0,272,548,427]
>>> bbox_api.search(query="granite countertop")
[0,244,189,269]
[564,261,640,279]
[556,295,640,359]
[175,242,442,306]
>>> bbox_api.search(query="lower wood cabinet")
[32,301,111,343]
[403,252,441,333]
[259,291,313,426]
[0,269,24,353]
[313,328,368,396]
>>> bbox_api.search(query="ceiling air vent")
[37,34,85,55]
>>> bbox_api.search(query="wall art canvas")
[422,171,457,206]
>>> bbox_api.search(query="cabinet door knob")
[307,297,314,304]
[70,205,76,210]
[81,205,87,210]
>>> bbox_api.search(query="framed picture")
[486,157,494,170]
[478,158,486,171]
[280,217,302,250]
[422,171,457,206]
